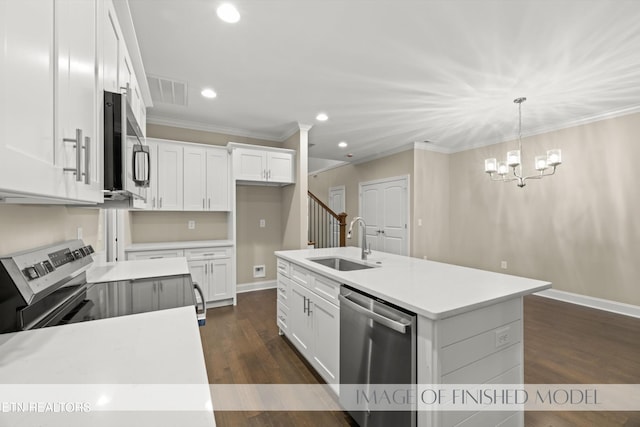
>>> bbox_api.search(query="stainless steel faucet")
[347,216,372,260]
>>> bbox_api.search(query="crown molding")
[449,104,640,154]
[146,115,284,142]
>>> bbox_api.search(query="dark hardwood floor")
[199,290,640,427]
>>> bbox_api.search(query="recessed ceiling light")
[338,141,348,148]
[216,3,240,23]
[201,88,217,99]
[316,113,329,121]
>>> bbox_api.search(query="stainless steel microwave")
[103,90,150,202]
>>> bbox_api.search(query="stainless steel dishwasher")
[339,284,417,427]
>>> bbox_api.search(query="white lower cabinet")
[187,257,232,302]
[277,258,339,393]
[125,244,234,305]
[310,293,340,385]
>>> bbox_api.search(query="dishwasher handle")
[339,294,410,334]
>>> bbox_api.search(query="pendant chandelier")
[484,97,561,188]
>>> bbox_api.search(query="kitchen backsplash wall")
[0,205,102,256]
[448,111,640,307]
[130,211,228,243]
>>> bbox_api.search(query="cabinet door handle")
[63,128,83,182]
[268,170,271,180]
[150,256,163,259]
[303,296,307,314]
[203,198,205,209]
[159,197,163,208]
[83,136,90,184]
[152,197,156,208]
[205,263,208,275]
[307,300,312,316]
[208,198,211,209]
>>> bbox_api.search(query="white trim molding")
[236,280,277,294]
[536,289,640,319]
[146,115,287,142]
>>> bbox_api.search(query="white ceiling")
[128,0,640,162]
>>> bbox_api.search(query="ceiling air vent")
[147,75,188,106]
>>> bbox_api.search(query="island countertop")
[275,246,551,320]
[0,306,215,427]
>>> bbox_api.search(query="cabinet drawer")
[184,247,231,260]
[277,274,291,304]
[310,272,340,305]
[277,301,289,332]
[277,258,290,277]
[127,249,184,260]
[290,263,312,289]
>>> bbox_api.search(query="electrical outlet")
[501,260,508,269]
[259,219,266,228]
[188,220,196,230]
[423,256,428,260]
[253,265,266,278]
[495,326,511,348]
[77,227,83,239]
[418,218,422,226]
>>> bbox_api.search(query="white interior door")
[328,186,345,244]
[360,176,409,256]
[360,185,382,251]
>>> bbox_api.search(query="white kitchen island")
[0,258,215,427]
[275,247,551,427]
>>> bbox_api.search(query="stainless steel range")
[0,240,204,334]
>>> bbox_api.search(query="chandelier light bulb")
[507,150,521,167]
[547,149,562,166]
[484,158,498,173]
[535,156,548,171]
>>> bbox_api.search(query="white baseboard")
[205,298,234,309]
[236,280,277,294]
[535,289,640,319]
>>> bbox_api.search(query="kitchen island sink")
[309,256,376,271]
[275,246,551,427]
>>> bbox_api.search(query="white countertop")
[125,240,234,252]
[275,247,551,320]
[86,257,191,283]
[0,306,215,426]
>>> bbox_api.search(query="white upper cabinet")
[183,145,230,211]
[55,0,102,203]
[144,139,183,211]
[183,146,207,211]
[147,139,229,212]
[231,144,295,185]
[0,1,59,199]
[102,0,120,94]
[206,147,230,211]
[0,0,102,203]
[156,141,184,210]
[234,148,267,181]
